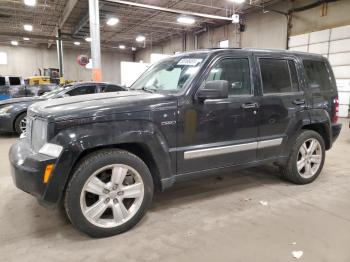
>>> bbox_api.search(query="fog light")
[43,164,54,184]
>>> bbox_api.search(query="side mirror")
[196,80,229,100]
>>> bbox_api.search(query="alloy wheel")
[297,138,322,179]
[19,116,27,134]
[80,164,145,228]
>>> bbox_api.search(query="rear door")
[254,53,306,160]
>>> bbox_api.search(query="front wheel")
[64,149,154,238]
[280,130,325,184]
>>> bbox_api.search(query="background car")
[0,81,126,135]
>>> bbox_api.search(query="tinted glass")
[206,58,251,96]
[303,60,331,91]
[9,77,21,85]
[260,59,297,93]
[0,77,5,85]
[288,60,299,91]
[101,85,123,92]
[67,85,96,96]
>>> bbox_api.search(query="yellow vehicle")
[25,68,65,86]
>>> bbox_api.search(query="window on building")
[259,58,299,93]
[219,40,229,48]
[0,52,7,65]
[205,58,251,96]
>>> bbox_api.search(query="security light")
[119,45,126,49]
[228,0,245,3]
[177,16,195,25]
[106,17,119,26]
[74,42,80,46]
[24,24,33,31]
[11,41,19,46]
[23,37,30,41]
[136,35,145,42]
[24,0,36,6]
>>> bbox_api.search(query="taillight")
[332,97,339,123]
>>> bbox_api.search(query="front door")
[176,55,259,174]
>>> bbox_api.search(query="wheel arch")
[301,122,331,150]
[69,143,163,192]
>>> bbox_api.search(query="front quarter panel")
[43,113,175,205]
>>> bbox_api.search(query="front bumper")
[331,123,342,143]
[9,139,58,206]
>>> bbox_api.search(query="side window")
[288,60,299,92]
[0,77,5,85]
[205,58,251,96]
[260,58,299,94]
[66,85,96,96]
[9,77,21,85]
[101,85,123,92]
[303,60,332,91]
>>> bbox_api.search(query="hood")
[0,96,44,107]
[29,91,177,121]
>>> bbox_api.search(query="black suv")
[9,49,342,238]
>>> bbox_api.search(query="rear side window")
[67,85,96,96]
[9,77,21,85]
[0,77,5,85]
[101,85,123,92]
[303,60,332,91]
[259,58,299,94]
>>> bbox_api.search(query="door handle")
[241,102,259,109]
[293,99,306,105]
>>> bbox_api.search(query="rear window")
[9,77,21,85]
[303,60,332,91]
[0,77,5,86]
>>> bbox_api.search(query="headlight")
[0,105,12,115]
[31,118,48,152]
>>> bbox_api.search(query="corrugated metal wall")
[289,25,350,117]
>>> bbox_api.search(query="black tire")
[14,112,27,135]
[64,149,154,238]
[280,130,326,184]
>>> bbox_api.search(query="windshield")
[40,85,71,99]
[130,53,208,93]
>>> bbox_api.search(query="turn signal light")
[43,164,54,184]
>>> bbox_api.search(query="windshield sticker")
[177,58,203,66]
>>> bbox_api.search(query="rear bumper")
[9,139,58,207]
[331,123,342,143]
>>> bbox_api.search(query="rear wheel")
[280,130,325,184]
[14,113,27,135]
[64,149,154,238]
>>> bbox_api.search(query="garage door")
[289,25,350,117]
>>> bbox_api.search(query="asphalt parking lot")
[0,118,349,262]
